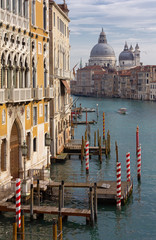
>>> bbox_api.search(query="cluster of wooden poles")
[13,210,63,240]
[58,181,98,225]
[80,128,111,165]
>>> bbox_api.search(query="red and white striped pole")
[116,162,121,208]
[137,144,141,181]
[126,152,131,182]
[85,141,89,174]
[16,178,21,228]
[136,125,139,155]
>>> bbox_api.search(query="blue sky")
[55,0,156,69]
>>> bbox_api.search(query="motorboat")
[118,108,127,114]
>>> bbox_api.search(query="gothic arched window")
[32,58,36,88]
[13,56,17,88]
[7,55,12,89]
[1,53,5,88]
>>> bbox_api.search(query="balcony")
[5,88,32,103]
[0,89,6,104]
[44,87,54,99]
[32,87,43,101]
[54,68,72,80]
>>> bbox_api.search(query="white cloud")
[55,0,156,66]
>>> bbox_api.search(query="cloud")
[55,0,156,66]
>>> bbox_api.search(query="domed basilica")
[88,29,141,70]
[89,28,116,69]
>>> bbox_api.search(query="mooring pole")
[94,131,96,147]
[21,210,25,240]
[58,215,63,240]
[37,179,40,206]
[13,216,17,240]
[53,218,57,240]
[89,187,94,225]
[94,183,97,221]
[30,184,34,220]
[61,180,64,208]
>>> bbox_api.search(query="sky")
[55,0,156,69]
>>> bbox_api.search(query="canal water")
[1,96,156,239]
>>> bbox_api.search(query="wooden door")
[10,122,19,179]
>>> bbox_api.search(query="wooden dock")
[47,180,133,204]
[73,120,97,125]
[0,202,91,218]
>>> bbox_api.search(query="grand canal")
[0,96,156,239]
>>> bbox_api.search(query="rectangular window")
[18,0,22,16]
[6,0,11,11]
[57,17,59,30]
[38,42,42,54]
[33,106,37,125]
[33,137,37,152]
[31,0,36,25]
[39,104,43,117]
[23,0,28,18]
[53,12,55,26]
[13,0,16,14]
[1,0,5,9]
[26,132,31,160]
[44,104,48,122]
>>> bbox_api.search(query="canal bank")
[1,96,156,240]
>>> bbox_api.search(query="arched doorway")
[10,121,20,179]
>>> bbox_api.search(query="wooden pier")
[47,180,133,204]
[0,203,91,218]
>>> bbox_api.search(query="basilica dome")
[119,43,134,61]
[89,29,116,68]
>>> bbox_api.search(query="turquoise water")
[1,97,156,239]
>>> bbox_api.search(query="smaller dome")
[119,50,134,61]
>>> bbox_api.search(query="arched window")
[44,59,47,88]
[19,57,23,88]
[43,1,47,30]
[7,55,12,89]
[13,56,17,88]
[25,59,29,88]
[1,53,5,88]
[32,58,36,88]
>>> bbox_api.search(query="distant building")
[89,29,116,69]
[119,42,141,70]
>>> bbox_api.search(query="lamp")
[21,140,28,180]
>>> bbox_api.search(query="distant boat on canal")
[118,108,127,114]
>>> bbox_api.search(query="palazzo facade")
[0,0,53,189]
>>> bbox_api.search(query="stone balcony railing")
[5,87,32,103]
[32,87,43,101]
[0,89,6,104]
[44,86,54,99]
[54,68,72,80]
